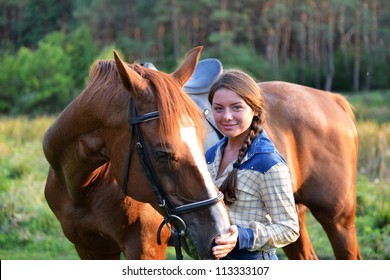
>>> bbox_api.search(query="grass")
[346,89,390,123]
[1,90,390,260]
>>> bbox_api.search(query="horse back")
[259,81,358,198]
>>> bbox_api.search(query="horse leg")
[310,204,362,260]
[74,245,122,260]
[282,204,318,260]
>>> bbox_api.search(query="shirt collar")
[214,129,276,160]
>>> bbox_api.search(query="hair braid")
[220,116,263,204]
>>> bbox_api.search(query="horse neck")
[45,98,98,160]
[44,94,122,203]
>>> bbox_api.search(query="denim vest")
[205,129,286,174]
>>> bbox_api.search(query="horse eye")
[155,150,178,162]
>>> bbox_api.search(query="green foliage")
[95,44,120,60]
[66,25,99,97]
[18,0,73,48]
[0,27,102,115]
[332,49,355,91]
[0,51,21,112]
[206,44,272,81]
[23,33,72,114]
[333,48,390,91]
[355,175,390,259]
[0,32,72,115]
[347,90,390,123]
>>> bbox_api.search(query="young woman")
[206,69,299,260]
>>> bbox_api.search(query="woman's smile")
[221,122,237,130]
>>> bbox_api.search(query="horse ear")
[113,50,146,94]
[171,46,203,87]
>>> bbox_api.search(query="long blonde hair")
[208,69,267,204]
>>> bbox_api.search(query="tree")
[0,0,23,51]
[67,25,98,97]
[19,0,72,48]
[0,32,72,115]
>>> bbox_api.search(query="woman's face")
[211,87,255,140]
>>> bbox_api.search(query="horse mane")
[86,60,123,105]
[85,59,206,144]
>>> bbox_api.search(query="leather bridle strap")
[172,192,224,215]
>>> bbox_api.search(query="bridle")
[121,97,224,260]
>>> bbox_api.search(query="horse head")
[111,46,231,259]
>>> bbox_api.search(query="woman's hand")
[212,225,238,259]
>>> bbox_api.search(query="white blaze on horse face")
[180,119,231,238]
[179,123,216,197]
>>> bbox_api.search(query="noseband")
[121,98,224,260]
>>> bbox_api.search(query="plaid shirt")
[206,130,299,252]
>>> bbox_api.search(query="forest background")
[1,0,390,114]
[0,0,389,259]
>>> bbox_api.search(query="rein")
[121,98,223,260]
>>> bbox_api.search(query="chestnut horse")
[43,46,231,260]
